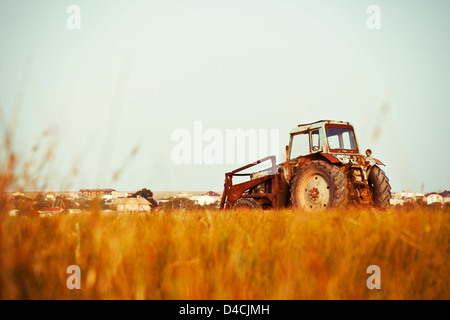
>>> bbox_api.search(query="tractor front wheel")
[232,198,262,210]
[290,160,348,211]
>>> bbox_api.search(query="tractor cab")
[288,120,359,160]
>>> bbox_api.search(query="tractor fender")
[370,157,385,166]
[319,153,341,164]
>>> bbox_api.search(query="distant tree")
[78,198,93,210]
[130,188,158,208]
[55,195,70,210]
[132,188,153,199]
[444,202,450,213]
[101,198,116,210]
[205,200,220,210]
[15,196,37,216]
[34,194,48,210]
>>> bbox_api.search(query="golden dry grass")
[0,207,448,300]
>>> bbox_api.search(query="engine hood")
[325,153,384,167]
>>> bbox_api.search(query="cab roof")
[290,120,353,135]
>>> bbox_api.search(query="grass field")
[0,207,448,300]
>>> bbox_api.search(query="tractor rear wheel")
[369,166,391,208]
[232,198,262,210]
[290,160,348,211]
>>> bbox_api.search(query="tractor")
[220,120,391,211]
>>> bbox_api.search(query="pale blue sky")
[0,0,449,192]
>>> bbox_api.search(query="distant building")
[177,192,192,198]
[62,192,78,200]
[80,189,116,198]
[45,192,56,200]
[112,191,132,198]
[68,209,82,214]
[424,193,443,205]
[102,191,131,202]
[116,197,151,213]
[190,195,220,206]
[204,191,221,197]
[389,198,405,206]
[158,198,171,205]
[390,191,425,206]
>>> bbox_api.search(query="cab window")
[311,130,320,151]
[290,133,309,158]
[326,127,357,151]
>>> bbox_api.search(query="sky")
[0,0,449,192]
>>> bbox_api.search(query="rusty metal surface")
[320,153,341,164]
[220,156,278,210]
[221,120,389,210]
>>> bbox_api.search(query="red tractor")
[220,120,391,211]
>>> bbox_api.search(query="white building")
[116,197,151,212]
[190,195,220,206]
[424,193,443,205]
[111,191,132,198]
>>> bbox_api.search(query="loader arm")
[220,156,278,209]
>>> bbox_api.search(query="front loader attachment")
[220,156,285,210]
